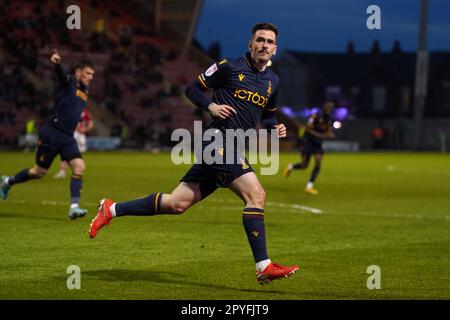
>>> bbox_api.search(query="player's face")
[76,67,95,86]
[249,30,277,64]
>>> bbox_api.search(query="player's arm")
[77,110,94,133]
[50,49,69,85]
[305,115,328,139]
[324,124,335,139]
[77,119,94,134]
[261,89,286,138]
[185,60,236,119]
[83,111,94,133]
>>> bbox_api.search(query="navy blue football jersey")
[305,111,333,144]
[197,53,279,132]
[49,64,89,135]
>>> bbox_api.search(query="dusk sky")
[195,0,450,59]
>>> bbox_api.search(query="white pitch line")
[265,201,323,214]
[206,197,323,214]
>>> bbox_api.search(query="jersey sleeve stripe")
[198,75,209,90]
[154,192,161,214]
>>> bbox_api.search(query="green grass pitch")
[0,151,449,299]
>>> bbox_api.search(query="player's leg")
[89,163,217,238]
[60,132,88,219]
[67,157,88,219]
[90,181,203,238]
[115,181,202,217]
[229,172,268,268]
[1,142,56,200]
[283,144,311,177]
[56,132,85,180]
[229,172,299,284]
[108,163,214,217]
[75,132,87,153]
[53,160,68,179]
[305,152,323,195]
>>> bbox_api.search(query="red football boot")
[256,262,299,285]
[89,198,114,238]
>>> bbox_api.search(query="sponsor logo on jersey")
[234,88,268,107]
[267,80,272,96]
[205,63,218,77]
[241,158,249,169]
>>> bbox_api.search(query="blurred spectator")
[23,117,37,151]
[372,125,385,149]
[0,0,201,148]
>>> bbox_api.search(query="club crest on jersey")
[267,81,272,96]
[238,73,245,82]
[241,158,249,169]
[205,63,218,77]
[76,89,88,101]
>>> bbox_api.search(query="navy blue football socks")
[242,207,269,263]
[293,162,307,169]
[8,168,34,186]
[70,174,82,204]
[310,166,320,182]
[115,192,163,216]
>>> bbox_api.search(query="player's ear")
[273,46,277,56]
[248,40,252,51]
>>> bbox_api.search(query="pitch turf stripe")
[6,200,98,206]
[5,199,450,221]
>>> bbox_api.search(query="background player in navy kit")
[283,101,335,195]
[53,108,94,179]
[0,49,95,219]
[89,22,299,285]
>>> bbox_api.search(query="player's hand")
[50,49,61,64]
[324,131,335,139]
[274,123,287,138]
[207,103,237,119]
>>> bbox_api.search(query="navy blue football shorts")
[300,139,324,157]
[35,124,82,169]
[180,139,254,199]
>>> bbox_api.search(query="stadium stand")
[0,0,206,149]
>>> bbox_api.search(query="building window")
[372,86,386,112]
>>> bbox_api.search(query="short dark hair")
[74,59,95,70]
[252,22,278,37]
